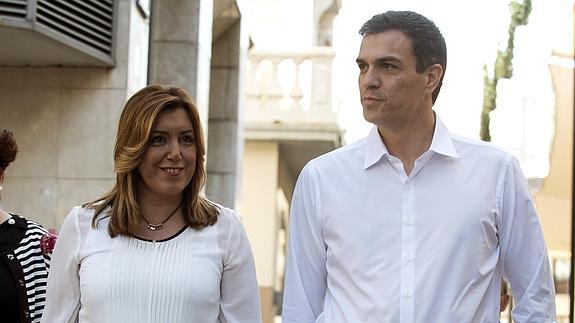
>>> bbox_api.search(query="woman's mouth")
[160,167,183,175]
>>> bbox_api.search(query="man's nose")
[361,67,381,89]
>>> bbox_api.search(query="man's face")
[356,30,432,128]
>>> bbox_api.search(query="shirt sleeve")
[497,157,557,323]
[282,163,327,323]
[218,209,263,323]
[41,207,82,323]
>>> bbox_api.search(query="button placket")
[400,180,415,323]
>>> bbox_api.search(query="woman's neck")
[138,196,182,223]
[0,209,11,224]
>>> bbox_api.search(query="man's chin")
[363,110,384,125]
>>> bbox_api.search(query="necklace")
[142,205,180,231]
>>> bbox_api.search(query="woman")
[0,129,56,323]
[42,85,262,322]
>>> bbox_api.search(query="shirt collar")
[429,116,460,159]
[363,114,460,170]
[363,125,389,170]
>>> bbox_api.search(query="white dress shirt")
[41,205,262,323]
[282,116,556,323]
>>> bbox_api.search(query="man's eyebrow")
[375,56,402,64]
[355,56,402,65]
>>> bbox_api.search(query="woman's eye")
[150,136,166,145]
[180,135,195,144]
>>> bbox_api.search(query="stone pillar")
[148,0,214,127]
[205,17,247,208]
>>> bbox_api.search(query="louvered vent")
[36,0,114,55]
[0,0,27,20]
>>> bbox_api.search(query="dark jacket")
[0,214,53,323]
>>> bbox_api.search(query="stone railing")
[245,47,337,126]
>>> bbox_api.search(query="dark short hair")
[359,11,447,103]
[0,130,18,171]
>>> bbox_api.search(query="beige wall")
[240,140,282,322]
[535,62,574,253]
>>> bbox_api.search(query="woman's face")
[137,107,197,201]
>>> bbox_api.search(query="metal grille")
[36,0,114,55]
[0,0,27,20]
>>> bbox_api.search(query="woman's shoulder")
[8,214,49,236]
[210,203,247,234]
[61,204,110,232]
[7,215,57,255]
[24,218,49,236]
[212,203,239,222]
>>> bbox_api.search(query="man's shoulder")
[451,134,514,162]
[307,137,367,168]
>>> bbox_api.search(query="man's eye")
[358,63,367,71]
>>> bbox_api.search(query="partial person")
[42,85,262,323]
[282,10,556,323]
[0,129,56,323]
[501,280,511,313]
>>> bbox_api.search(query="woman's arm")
[41,207,83,323]
[218,209,262,323]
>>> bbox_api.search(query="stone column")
[148,0,214,127]
[205,17,247,208]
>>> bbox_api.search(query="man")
[282,10,556,323]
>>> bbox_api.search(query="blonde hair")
[87,85,219,237]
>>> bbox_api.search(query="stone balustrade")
[245,47,338,126]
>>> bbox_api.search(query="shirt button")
[402,290,413,298]
[403,253,413,262]
[18,279,24,286]
[7,218,15,225]
[403,217,414,225]
[7,254,14,260]
[406,184,413,191]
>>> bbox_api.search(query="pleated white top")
[41,205,262,323]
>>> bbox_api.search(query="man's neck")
[377,111,436,176]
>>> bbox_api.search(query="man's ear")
[0,171,4,186]
[425,63,443,93]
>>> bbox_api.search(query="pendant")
[147,224,162,231]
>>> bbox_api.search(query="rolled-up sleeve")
[282,163,327,323]
[498,157,556,322]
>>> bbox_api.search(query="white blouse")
[41,205,262,323]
